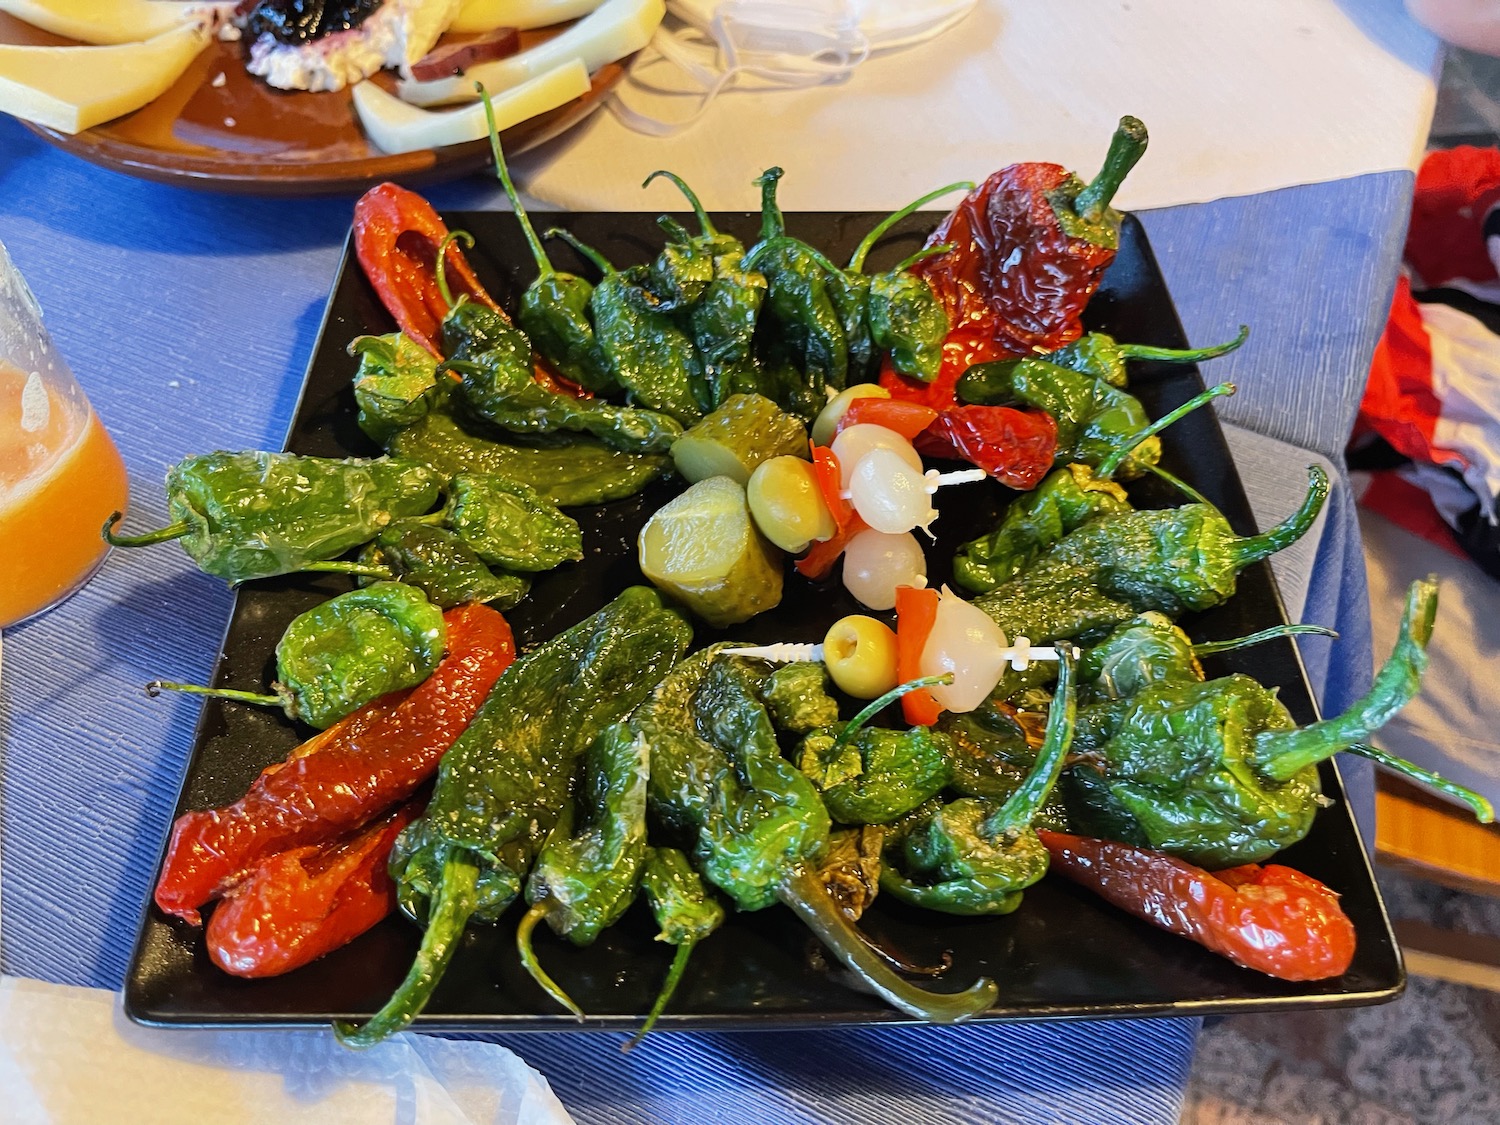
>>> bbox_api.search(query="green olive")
[810,383,891,447]
[746,456,837,554]
[822,614,899,699]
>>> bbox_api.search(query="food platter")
[0,15,626,195]
[123,209,1404,1031]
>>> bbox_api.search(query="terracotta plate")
[1,14,627,195]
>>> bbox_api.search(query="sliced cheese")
[399,0,662,106]
[353,56,591,154]
[451,0,606,33]
[0,0,223,46]
[0,21,210,134]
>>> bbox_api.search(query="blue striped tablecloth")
[0,112,1404,1124]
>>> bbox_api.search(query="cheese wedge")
[399,0,661,106]
[353,56,591,154]
[0,0,225,46]
[451,0,606,33]
[0,21,210,133]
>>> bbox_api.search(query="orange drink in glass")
[0,241,129,628]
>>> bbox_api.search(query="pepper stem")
[893,243,953,274]
[544,227,615,276]
[516,901,585,1021]
[623,939,696,1051]
[830,674,954,755]
[985,652,1077,837]
[755,166,787,243]
[334,850,480,1047]
[1255,578,1438,782]
[480,83,554,278]
[643,169,717,238]
[1191,623,1339,656]
[1141,461,1211,506]
[1096,382,1236,479]
[778,865,998,1023]
[102,512,189,548]
[1346,742,1494,823]
[298,561,393,579]
[1074,116,1149,223]
[434,230,475,314]
[145,679,283,710]
[1118,324,1249,364]
[1231,465,1330,566]
[849,182,974,273]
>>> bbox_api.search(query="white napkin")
[529,0,1441,213]
[0,976,576,1125]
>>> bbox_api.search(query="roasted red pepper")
[795,444,866,580]
[1037,830,1357,981]
[837,397,940,441]
[918,404,1057,489]
[154,602,515,924]
[910,116,1148,359]
[353,182,503,357]
[205,799,422,978]
[894,584,943,726]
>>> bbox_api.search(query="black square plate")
[124,210,1403,1030]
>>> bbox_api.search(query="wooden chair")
[1375,772,1500,991]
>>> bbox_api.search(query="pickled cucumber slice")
[639,475,783,628]
[670,393,808,485]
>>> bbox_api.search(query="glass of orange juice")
[0,239,130,629]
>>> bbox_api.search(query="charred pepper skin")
[1064,579,1493,868]
[636,647,998,1023]
[104,451,443,584]
[153,603,516,925]
[880,653,1078,916]
[336,587,692,1047]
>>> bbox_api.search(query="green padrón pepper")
[349,332,444,443]
[105,451,442,583]
[335,587,692,1046]
[446,473,583,572]
[149,582,446,729]
[630,844,726,1045]
[354,522,529,609]
[1044,325,1248,389]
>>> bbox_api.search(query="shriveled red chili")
[154,602,516,924]
[1037,830,1357,981]
[353,182,503,356]
[205,799,422,978]
[917,404,1057,489]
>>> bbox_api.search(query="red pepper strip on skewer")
[1037,830,1357,981]
[796,444,865,580]
[837,398,940,441]
[894,584,943,726]
[353,183,503,357]
[206,799,423,978]
[154,603,516,925]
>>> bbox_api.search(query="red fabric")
[1405,146,1500,290]
[1358,470,1470,561]
[1359,276,1445,462]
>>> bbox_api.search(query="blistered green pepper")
[387,406,670,508]
[760,661,841,735]
[797,678,954,825]
[935,708,1069,831]
[1045,325,1248,389]
[546,228,707,426]
[974,466,1330,651]
[628,844,726,1046]
[642,170,768,409]
[148,582,446,729]
[1065,580,1493,867]
[444,301,682,455]
[880,653,1077,916]
[483,102,616,394]
[446,473,583,572]
[635,648,997,1023]
[953,464,1131,595]
[351,522,529,609]
[516,721,650,1018]
[349,332,444,443]
[743,167,848,400]
[336,587,692,1047]
[104,451,442,583]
